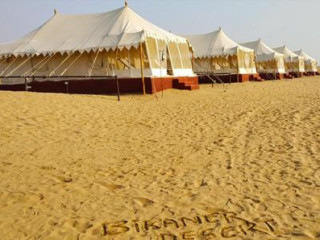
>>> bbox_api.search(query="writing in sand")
[100,209,278,239]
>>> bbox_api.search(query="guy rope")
[48,52,74,77]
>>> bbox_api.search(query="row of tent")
[187,28,317,77]
[0,5,318,89]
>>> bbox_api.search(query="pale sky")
[0,0,319,63]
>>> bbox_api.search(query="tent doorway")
[166,47,173,76]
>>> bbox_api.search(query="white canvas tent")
[273,46,305,73]
[294,50,317,73]
[241,39,285,75]
[0,5,195,89]
[186,28,256,75]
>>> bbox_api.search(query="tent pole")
[144,38,158,99]
[140,43,146,95]
[210,58,214,87]
[24,77,28,91]
[191,49,195,71]
[211,59,214,87]
[160,49,164,99]
[127,48,132,78]
[88,49,100,77]
[237,59,239,83]
[116,75,120,101]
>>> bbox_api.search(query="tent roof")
[0,6,187,58]
[185,28,253,58]
[294,50,316,63]
[241,39,283,62]
[273,45,303,62]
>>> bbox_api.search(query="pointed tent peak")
[275,45,300,59]
[241,38,278,58]
[0,4,189,58]
[186,27,243,58]
[295,49,314,61]
[125,0,128,7]
[274,45,287,52]
[216,27,225,35]
[217,27,225,34]
[188,28,223,37]
[54,9,60,15]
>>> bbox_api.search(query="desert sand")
[0,77,320,239]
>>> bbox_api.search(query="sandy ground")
[0,77,320,240]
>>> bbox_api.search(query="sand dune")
[0,77,320,239]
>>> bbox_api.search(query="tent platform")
[258,73,284,80]
[198,74,259,84]
[284,73,294,79]
[289,72,304,78]
[0,76,199,95]
[148,76,199,93]
[303,72,318,76]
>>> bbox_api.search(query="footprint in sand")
[97,182,124,191]
[226,199,244,212]
[69,219,94,233]
[133,197,154,207]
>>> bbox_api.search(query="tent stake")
[115,75,120,101]
[140,43,146,95]
[25,77,28,91]
[65,81,69,93]
[160,50,164,99]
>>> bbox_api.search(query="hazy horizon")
[0,0,319,63]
